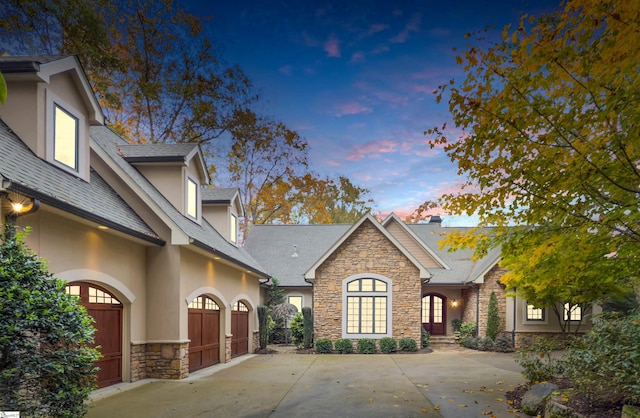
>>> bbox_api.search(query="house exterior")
[244,213,598,347]
[0,55,269,388]
[0,54,596,390]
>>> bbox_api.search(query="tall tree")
[426,0,640,303]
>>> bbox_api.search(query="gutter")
[3,182,165,246]
[191,238,269,279]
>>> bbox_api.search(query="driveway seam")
[267,355,320,417]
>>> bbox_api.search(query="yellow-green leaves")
[0,72,6,104]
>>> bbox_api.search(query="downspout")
[475,284,480,337]
[512,295,517,348]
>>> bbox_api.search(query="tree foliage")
[0,225,100,417]
[427,0,640,305]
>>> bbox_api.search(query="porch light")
[451,299,459,308]
[5,193,39,218]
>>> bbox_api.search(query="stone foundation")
[145,342,189,379]
[130,342,147,382]
[252,331,259,353]
[225,335,232,363]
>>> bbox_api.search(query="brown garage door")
[188,296,221,372]
[231,301,249,358]
[66,283,123,388]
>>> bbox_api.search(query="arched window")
[342,275,392,338]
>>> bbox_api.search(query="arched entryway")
[231,301,249,358]
[65,282,123,388]
[422,293,447,335]
[188,295,221,372]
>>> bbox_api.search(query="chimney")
[428,215,443,224]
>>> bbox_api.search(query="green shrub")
[334,338,353,354]
[302,306,313,349]
[460,336,478,349]
[379,337,397,353]
[257,305,269,349]
[399,337,418,352]
[290,313,304,347]
[452,318,463,332]
[459,321,476,338]
[514,337,565,383]
[0,225,100,417]
[357,338,376,354]
[564,312,640,405]
[477,337,494,351]
[486,292,501,339]
[315,338,333,353]
[421,328,430,348]
[494,334,514,352]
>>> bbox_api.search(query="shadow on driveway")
[86,347,524,418]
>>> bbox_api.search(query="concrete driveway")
[86,347,524,418]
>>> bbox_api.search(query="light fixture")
[98,225,109,230]
[451,299,459,308]
[5,192,39,219]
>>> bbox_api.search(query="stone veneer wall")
[313,220,422,343]
[130,342,147,382]
[460,265,507,337]
[225,335,232,363]
[145,342,189,379]
[252,331,259,353]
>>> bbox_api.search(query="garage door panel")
[188,296,221,372]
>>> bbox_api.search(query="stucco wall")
[312,220,422,343]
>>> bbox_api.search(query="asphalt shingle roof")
[202,187,239,203]
[119,143,199,162]
[0,119,162,243]
[244,222,501,287]
[91,126,267,276]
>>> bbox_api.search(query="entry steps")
[428,336,460,347]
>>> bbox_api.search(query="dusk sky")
[181,0,561,225]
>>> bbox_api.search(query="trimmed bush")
[421,328,430,348]
[379,337,397,353]
[315,338,333,354]
[460,336,478,349]
[302,306,313,349]
[486,292,501,339]
[477,336,494,351]
[257,305,269,349]
[399,337,418,352]
[494,334,514,352]
[459,321,476,338]
[290,313,304,347]
[357,338,376,354]
[452,318,463,332]
[334,338,354,354]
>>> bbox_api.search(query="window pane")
[564,303,582,321]
[187,178,198,218]
[374,279,387,292]
[360,279,373,291]
[188,297,202,309]
[527,304,544,320]
[432,296,443,323]
[347,280,359,292]
[347,297,359,333]
[54,105,78,170]
[230,214,238,244]
[374,297,386,333]
[204,297,219,310]
[360,297,373,333]
[88,286,120,304]
[233,301,249,312]
[65,285,80,297]
[288,296,302,312]
[422,296,430,323]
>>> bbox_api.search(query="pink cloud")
[333,102,372,117]
[346,139,398,161]
[324,159,342,167]
[390,13,421,44]
[324,35,341,57]
[365,23,390,37]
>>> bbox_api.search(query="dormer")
[202,188,243,245]
[118,143,210,223]
[0,55,104,182]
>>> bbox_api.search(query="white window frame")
[186,175,199,221]
[46,91,86,176]
[341,273,392,339]
[230,213,238,245]
[523,302,548,324]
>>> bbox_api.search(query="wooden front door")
[188,296,221,372]
[66,283,123,388]
[231,301,249,358]
[422,293,446,335]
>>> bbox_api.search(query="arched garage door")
[66,282,123,388]
[188,296,221,372]
[231,301,249,358]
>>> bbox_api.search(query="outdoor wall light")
[3,190,40,220]
[451,299,459,308]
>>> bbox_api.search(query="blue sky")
[181,0,561,225]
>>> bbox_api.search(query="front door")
[422,293,446,335]
[66,283,123,388]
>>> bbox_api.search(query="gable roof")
[243,224,351,287]
[0,55,103,125]
[0,119,163,244]
[381,212,451,269]
[202,187,244,217]
[91,126,267,277]
[304,213,430,281]
[119,143,210,185]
